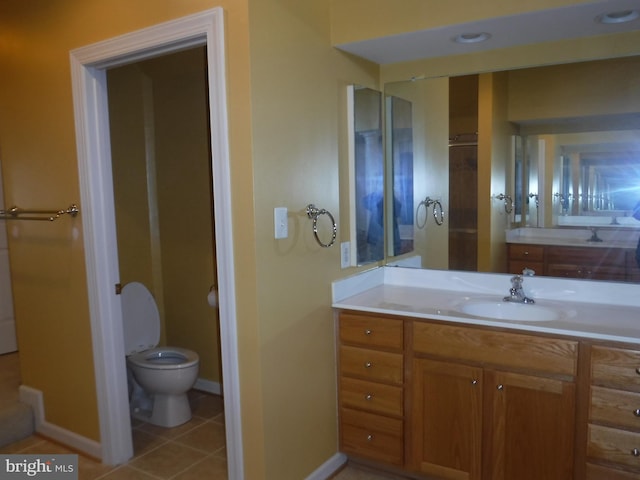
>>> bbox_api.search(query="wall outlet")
[340,242,351,269]
[274,207,288,239]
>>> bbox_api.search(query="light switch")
[274,207,288,239]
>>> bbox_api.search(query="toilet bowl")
[122,282,200,428]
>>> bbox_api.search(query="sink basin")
[458,301,560,322]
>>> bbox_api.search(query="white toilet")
[122,282,200,428]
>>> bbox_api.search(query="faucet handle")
[510,275,523,287]
[522,268,535,277]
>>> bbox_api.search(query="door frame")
[70,8,243,476]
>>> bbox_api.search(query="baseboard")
[19,385,102,460]
[193,377,222,395]
[306,452,347,480]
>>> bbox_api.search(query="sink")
[457,300,560,322]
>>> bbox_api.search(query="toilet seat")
[121,282,161,355]
[128,347,199,370]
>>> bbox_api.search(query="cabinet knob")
[497,384,504,391]
[632,448,640,457]
[471,379,478,385]
[634,409,640,417]
[523,251,529,256]
[635,367,640,375]
[364,361,372,369]
[365,393,373,401]
[366,434,374,442]
[364,329,372,335]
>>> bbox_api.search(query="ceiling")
[335,0,640,65]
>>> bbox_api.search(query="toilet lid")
[121,282,160,355]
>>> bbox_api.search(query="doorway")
[70,9,243,477]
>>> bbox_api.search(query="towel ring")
[416,197,444,228]
[495,194,513,214]
[306,204,337,248]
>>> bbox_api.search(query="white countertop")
[332,266,640,344]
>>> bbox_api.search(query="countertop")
[332,266,640,344]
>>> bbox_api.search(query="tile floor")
[1,353,402,479]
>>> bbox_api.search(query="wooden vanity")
[336,309,640,479]
[507,243,640,283]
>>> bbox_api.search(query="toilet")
[122,282,200,428]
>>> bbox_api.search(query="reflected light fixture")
[596,9,639,24]
[452,32,491,44]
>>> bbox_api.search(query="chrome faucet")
[503,275,535,304]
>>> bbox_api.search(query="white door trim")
[69,8,243,477]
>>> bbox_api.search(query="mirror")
[382,55,640,275]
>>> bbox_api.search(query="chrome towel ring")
[495,194,513,214]
[416,197,444,228]
[306,204,337,248]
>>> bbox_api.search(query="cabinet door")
[411,358,482,480]
[484,370,575,480]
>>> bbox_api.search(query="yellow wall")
[0,0,378,478]
[0,0,247,459]
[507,56,640,122]
[3,1,639,479]
[109,49,222,383]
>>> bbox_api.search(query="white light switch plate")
[340,242,351,268]
[274,207,288,239]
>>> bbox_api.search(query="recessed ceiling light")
[452,32,491,44]
[596,9,639,24]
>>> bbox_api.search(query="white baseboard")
[193,377,222,396]
[19,385,102,460]
[306,453,347,480]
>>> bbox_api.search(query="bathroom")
[107,46,223,417]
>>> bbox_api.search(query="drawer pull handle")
[634,409,640,417]
[366,434,374,442]
[365,329,372,335]
[632,448,640,457]
[365,393,373,401]
[364,362,372,369]
[497,384,504,391]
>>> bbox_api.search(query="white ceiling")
[335,0,640,65]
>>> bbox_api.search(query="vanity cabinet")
[586,345,640,477]
[507,243,544,275]
[412,322,577,480]
[337,312,405,467]
[507,243,637,282]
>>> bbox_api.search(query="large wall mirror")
[380,55,640,276]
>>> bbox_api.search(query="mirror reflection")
[381,55,640,281]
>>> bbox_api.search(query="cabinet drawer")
[547,246,627,266]
[339,313,403,350]
[509,260,543,276]
[588,424,640,469]
[509,244,544,261]
[413,322,577,376]
[590,386,640,430]
[341,408,403,466]
[592,346,640,392]
[340,377,403,416]
[586,463,640,479]
[340,345,403,385]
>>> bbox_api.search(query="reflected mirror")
[382,55,640,278]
